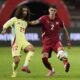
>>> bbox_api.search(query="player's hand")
[29,21,35,25]
[67,40,71,49]
[1,30,6,35]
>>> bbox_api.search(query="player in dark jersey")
[30,5,71,76]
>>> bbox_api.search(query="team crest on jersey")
[56,22,59,25]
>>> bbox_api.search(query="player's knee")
[14,56,20,64]
[30,47,35,52]
[42,52,48,58]
[57,50,68,61]
[26,45,35,52]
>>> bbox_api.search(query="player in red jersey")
[30,5,71,76]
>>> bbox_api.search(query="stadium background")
[0,0,80,80]
[0,0,80,46]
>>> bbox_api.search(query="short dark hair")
[49,4,57,9]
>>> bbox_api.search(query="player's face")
[22,8,28,17]
[48,8,57,15]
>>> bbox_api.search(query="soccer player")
[30,5,71,76]
[1,5,35,77]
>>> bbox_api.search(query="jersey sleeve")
[39,16,45,24]
[3,17,17,29]
[59,19,64,28]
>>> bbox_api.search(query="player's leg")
[57,49,70,72]
[42,52,55,76]
[21,42,35,73]
[42,41,55,76]
[12,56,20,77]
[54,41,70,72]
[11,44,21,77]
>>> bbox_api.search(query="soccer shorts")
[12,40,31,57]
[42,40,64,58]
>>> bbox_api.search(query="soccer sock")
[57,50,68,65]
[23,51,34,67]
[12,62,18,72]
[42,57,52,70]
[63,59,68,65]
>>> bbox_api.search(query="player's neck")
[21,17,26,21]
[49,14,55,20]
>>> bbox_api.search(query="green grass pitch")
[0,47,80,80]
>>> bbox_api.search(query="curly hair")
[14,5,30,21]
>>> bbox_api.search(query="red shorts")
[42,38,64,57]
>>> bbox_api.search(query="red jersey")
[39,15,64,42]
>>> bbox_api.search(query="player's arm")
[1,28,6,35]
[1,17,16,34]
[29,19,40,25]
[63,25,71,49]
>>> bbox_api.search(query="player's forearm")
[29,20,40,25]
[64,28,70,41]
[64,28,71,48]
[3,28,6,31]
[3,22,11,29]
[65,32,70,41]
[63,26,70,41]
[1,28,6,34]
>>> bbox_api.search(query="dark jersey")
[39,15,64,42]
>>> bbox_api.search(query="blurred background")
[0,1,80,80]
[0,0,80,47]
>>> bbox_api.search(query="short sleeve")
[39,16,45,24]
[59,19,64,28]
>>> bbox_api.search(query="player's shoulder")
[11,17,17,19]
[56,16,62,22]
[55,16,63,24]
[40,15,48,20]
[10,17,17,21]
[41,15,48,18]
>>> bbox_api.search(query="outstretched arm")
[1,17,16,34]
[63,25,71,49]
[29,19,40,25]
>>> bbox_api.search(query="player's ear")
[55,9,57,13]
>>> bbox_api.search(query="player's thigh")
[53,41,64,53]
[22,41,35,52]
[42,44,51,58]
[12,43,21,57]
[42,42,51,54]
